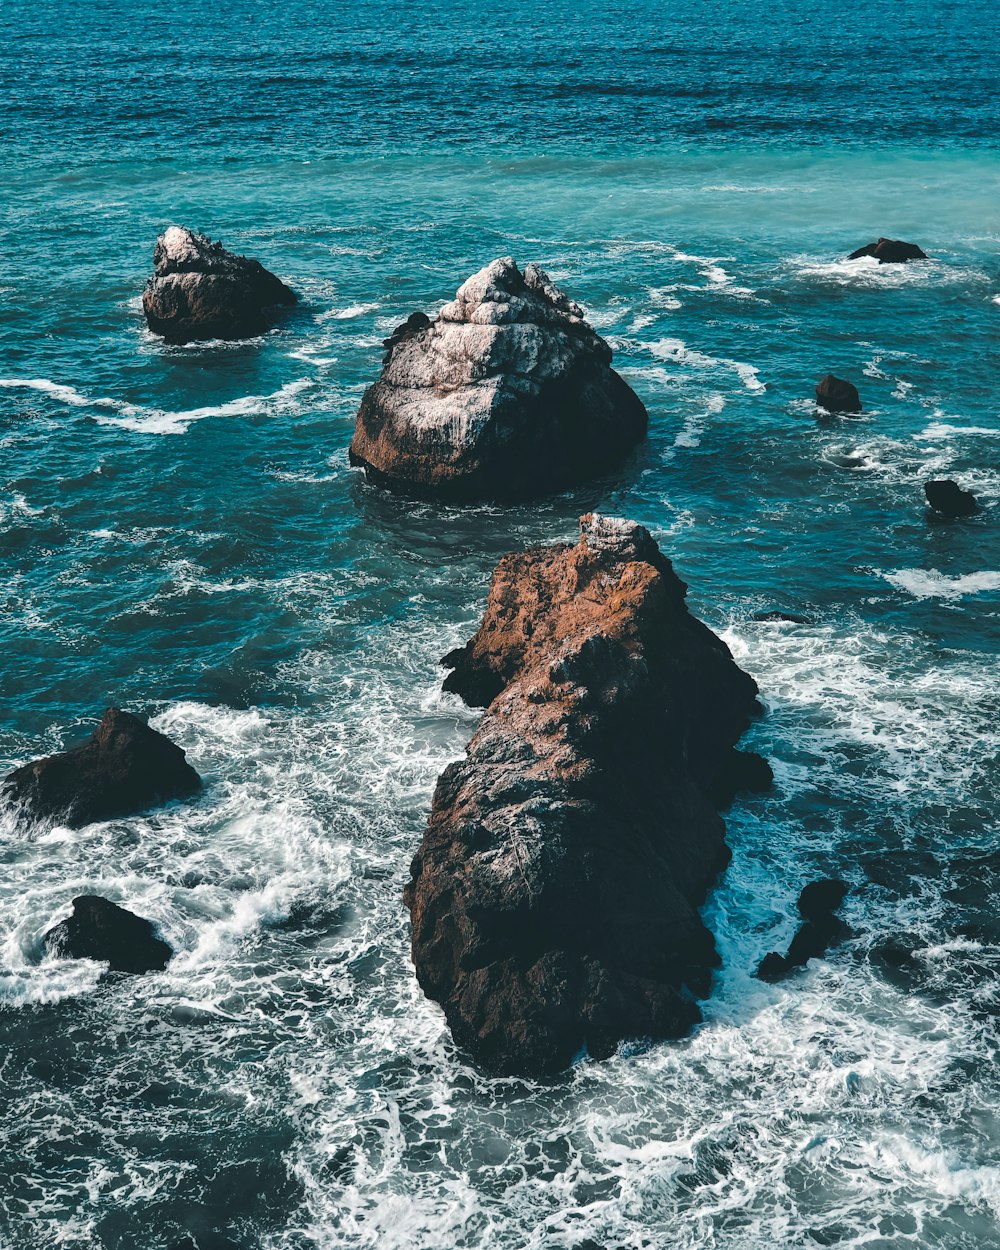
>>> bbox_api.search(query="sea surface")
[1,1,999,1247]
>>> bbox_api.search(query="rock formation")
[815,374,862,414]
[925,479,978,518]
[44,895,173,974]
[405,514,767,1075]
[349,258,648,500]
[142,226,296,343]
[756,879,850,982]
[847,238,928,264]
[2,707,201,829]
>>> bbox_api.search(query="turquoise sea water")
[2,2,1000,1247]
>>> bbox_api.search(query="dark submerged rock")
[847,238,928,264]
[406,513,766,1076]
[349,258,648,500]
[44,895,173,974]
[924,479,978,518]
[142,226,296,344]
[2,707,201,829]
[752,610,813,625]
[757,879,850,982]
[815,375,862,415]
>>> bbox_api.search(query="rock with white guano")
[348,258,648,499]
[142,226,296,344]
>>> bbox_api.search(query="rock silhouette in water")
[406,514,767,1075]
[847,238,928,264]
[142,226,296,343]
[1,708,201,829]
[815,374,862,414]
[924,479,978,518]
[349,258,648,500]
[757,879,850,982]
[44,895,173,974]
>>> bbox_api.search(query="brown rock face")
[2,708,201,829]
[405,515,767,1076]
[142,226,296,344]
[816,374,862,414]
[847,238,928,264]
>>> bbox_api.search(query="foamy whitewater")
[2,0,999,1246]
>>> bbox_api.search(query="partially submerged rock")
[44,895,173,974]
[847,238,928,264]
[925,479,978,518]
[406,514,767,1075]
[816,374,862,415]
[142,226,296,343]
[349,258,648,500]
[757,879,850,982]
[2,708,201,829]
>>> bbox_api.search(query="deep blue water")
[1,2,999,1248]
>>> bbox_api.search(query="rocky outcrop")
[349,258,648,500]
[142,226,296,343]
[405,514,767,1076]
[815,374,862,414]
[925,479,978,517]
[2,708,201,829]
[756,879,850,982]
[44,895,173,973]
[847,238,928,264]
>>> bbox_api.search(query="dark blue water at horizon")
[2,1,1000,1248]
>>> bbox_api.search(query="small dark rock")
[382,310,431,352]
[752,610,813,625]
[1,707,201,829]
[142,225,296,344]
[816,375,862,415]
[798,878,849,922]
[924,479,978,518]
[756,879,850,981]
[847,238,928,264]
[44,895,173,974]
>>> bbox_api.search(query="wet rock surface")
[757,879,850,982]
[405,513,767,1075]
[847,238,928,264]
[349,258,648,500]
[142,226,296,343]
[2,707,201,829]
[44,895,173,974]
[816,374,863,414]
[925,479,978,517]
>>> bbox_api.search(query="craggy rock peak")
[847,237,928,264]
[405,514,768,1076]
[44,895,173,974]
[2,708,201,829]
[815,374,862,414]
[142,226,296,343]
[925,479,978,518]
[349,258,648,500]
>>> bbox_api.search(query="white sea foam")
[881,568,1000,600]
[649,338,765,391]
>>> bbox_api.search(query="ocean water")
[2,1,1000,1247]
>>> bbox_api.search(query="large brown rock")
[847,237,928,264]
[2,708,201,829]
[405,514,767,1076]
[142,226,296,343]
[349,258,648,500]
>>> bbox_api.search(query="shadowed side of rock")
[44,895,173,974]
[349,258,648,500]
[142,226,296,343]
[847,238,928,264]
[1,707,201,829]
[816,374,862,414]
[405,514,768,1076]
